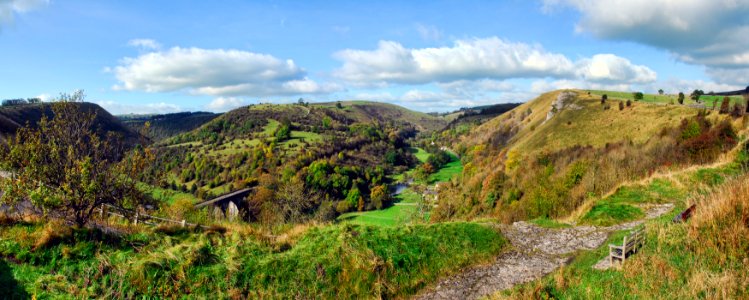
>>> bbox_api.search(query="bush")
[618,101,625,110]
[633,92,644,101]
[626,100,632,107]
[601,94,608,104]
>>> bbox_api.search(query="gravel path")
[414,204,674,300]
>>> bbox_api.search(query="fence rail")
[98,204,208,229]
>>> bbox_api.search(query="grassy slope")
[0,222,506,299]
[461,90,705,155]
[497,149,749,299]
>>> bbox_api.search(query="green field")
[588,90,745,108]
[428,153,463,184]
[338,189,424,226]
[341,151,463,226]
[410,147,430,163]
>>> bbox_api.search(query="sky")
[1,0,748,114]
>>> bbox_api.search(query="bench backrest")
[622,227,645,249]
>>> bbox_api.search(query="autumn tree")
[369,184,390,210]
[0,92,155,226]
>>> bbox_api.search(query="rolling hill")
[119,112,219,141]
[0,102,143,145]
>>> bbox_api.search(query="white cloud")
[333,38,655,86]
[35,93,50,102]
[530,79,631,94]
[96,101,182,115]
[112,47,340,97]
[0,0,48,27]
[575,54,657,84]
[415,23,443,41]
[205,97,246,112]
[334,38,576,85]
[127,39,161,50]
[543,0,749,83]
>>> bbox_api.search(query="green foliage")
[0,221,505,299]
[0,95,156,226]
[632,92,644,101]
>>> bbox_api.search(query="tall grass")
[496,174,749,299]
[0,221,505,298]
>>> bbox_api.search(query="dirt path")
[414,204,673,300]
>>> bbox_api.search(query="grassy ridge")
[0,222,505,299]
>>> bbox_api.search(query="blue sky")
[1,0,747,114]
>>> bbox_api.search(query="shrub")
[601,94,608,104]
[618,101,625,110]
[633,92,644,101]
[626,100,632,107]
[678,92,685,104]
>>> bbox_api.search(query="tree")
[690,89,704,103]
[633,92,644,101]
[0,92,155,226]
[719,96,731,114]
[276,178,315,223]
[658,89,664,95]
[369,184,390,210]
[336,101,343,109]
[678,92,685,105]
[601,94,608,104]
[274,121,291,141]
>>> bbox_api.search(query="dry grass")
[33,220,72,250]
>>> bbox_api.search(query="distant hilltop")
[709,85,749,96]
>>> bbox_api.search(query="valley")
[1,88,748,299]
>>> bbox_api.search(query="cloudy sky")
[1,0,747,114]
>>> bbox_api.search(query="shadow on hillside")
[0,259,29,299]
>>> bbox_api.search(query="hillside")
[433,90,745,223]
[0,102,143,145]
[119,112,219,141]
[146,101,429,221]
[312,101,449,132]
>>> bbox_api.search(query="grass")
[579,202,644,226]
[498,174,749,299]
[515,91,700,153]
[428,153,463,184]
[0,221,506,299]
[338,189,425,226]
[587,90,745,107]
[409,147,430,163]
[529,217,572,229]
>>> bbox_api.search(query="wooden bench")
[609,227,645,265]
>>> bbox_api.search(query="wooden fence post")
[134,212,139,225]
[181,219,186,228]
